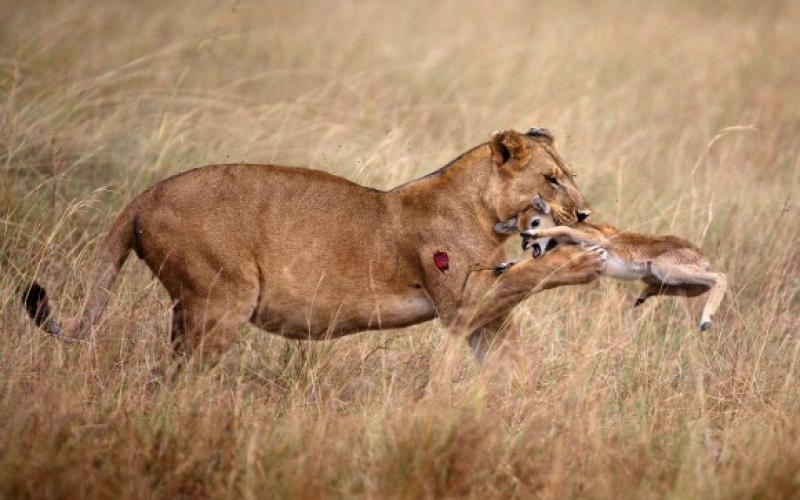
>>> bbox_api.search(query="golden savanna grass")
[1,0,799,498]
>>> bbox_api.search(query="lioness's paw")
[493,261,515,275]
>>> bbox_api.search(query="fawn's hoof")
[699,321,712,332]
[634,297,646,307]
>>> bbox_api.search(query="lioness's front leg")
[450,245,606,355]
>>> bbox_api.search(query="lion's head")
[484,128,590,227]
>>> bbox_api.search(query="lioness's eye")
[544,175,559,185]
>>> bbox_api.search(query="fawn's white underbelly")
[604,254,648,281]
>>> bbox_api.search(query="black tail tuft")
[21,282,51,327]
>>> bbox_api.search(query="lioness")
[23,128,604,362]
[494,196,727,331]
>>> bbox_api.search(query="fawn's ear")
[490,130,530,168]
[532,195,551,214]
[494,216,519,234]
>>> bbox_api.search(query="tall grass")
[1,0,799,497]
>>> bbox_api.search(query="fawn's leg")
[699,273,727,331]
[648,262,726,331]
[522,226,609,247]
[634,283,708,306]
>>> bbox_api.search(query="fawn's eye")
[530,219,540,228]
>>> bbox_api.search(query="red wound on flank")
[433,251,449,272]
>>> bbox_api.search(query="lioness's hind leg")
[171,292,257,366]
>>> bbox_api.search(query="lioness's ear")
[525,127,555,146]
[532,195,551,214]
[490,130,529,167]
[494,216,518,234]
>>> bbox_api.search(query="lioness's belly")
[251,288,435,339]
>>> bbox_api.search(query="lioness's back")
[146,163,379,209]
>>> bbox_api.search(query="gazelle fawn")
[495,196,727,331]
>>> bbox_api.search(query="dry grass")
[2,0,799,498]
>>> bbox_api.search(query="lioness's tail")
[21,197,143,340]
[21,281,62,335]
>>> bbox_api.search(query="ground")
[1,0,799,498]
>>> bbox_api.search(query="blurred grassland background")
[1,0,799,498]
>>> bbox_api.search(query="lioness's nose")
[576,210,591,222]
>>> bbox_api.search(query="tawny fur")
[22,129,604,363]
[496,196,727,331]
